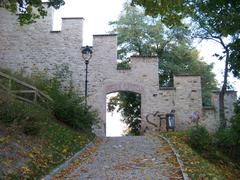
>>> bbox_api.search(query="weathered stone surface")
[57,136,182,179]
[0,7,237,135]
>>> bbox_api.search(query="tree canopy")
[0,0,65,25]
[110,3,217,104]
[108,3,217,134]
[108,92,141,135]
[131,0,240,129]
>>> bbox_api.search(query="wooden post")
[8,79,12,90]
[33,91,37,103]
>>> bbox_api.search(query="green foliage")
[214,98,240,162]
[108,92,141,135]
[0,68,96,178]
[0,97,94,179]
[22,115,40,136]
[111,3,217,92]
[43,64,98,131]
[131,0,240,37]
[188,125,212,152]
[163,131,240,179]
[0,92,27,124]
[50,89,97,131]
[229,39,240,78]
[110,3,190,60]
[131,0,240,129]
[117,60,131,70]
[0,64,98,132]
[0,0,65,25]
[108,2,217,129]
[0,91,42,136]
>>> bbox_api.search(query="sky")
[54,0,239,135]
[106,93,128,136]
[54,0,239,96]
[53,0,125,45]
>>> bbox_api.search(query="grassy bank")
[0,66,97,179]
[162,132,240,179]
[0,102,95,179]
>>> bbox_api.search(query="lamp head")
[81,46,93,61]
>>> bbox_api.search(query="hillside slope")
[0,91,95,179]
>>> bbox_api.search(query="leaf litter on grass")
[162,132,240,179]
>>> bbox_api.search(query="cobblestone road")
[52,135,183,180]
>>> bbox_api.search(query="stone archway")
[102,82,146,135]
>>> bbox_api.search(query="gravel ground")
[62,135,182,180]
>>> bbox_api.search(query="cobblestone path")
[52,135,183,180]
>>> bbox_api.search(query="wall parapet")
[93,34,117,37]
[62,17,84,20]
[159,87,176,90]
[203,106,215,110]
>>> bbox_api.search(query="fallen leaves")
[112,157,156,171]
[162,132,240,179]
[52,138,103,180]
[0,118,95,179]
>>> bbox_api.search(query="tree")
[108,92,141,135]
[110,3,191,59]
[110,3,217,103]
[0,0,65,25]
[107,3,217,134]
[131,0,240,129]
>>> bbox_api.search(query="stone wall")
[0,7,237,135]
[0,7,85,91]
[202,91,237,131]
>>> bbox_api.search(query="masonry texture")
[0,7,237,135]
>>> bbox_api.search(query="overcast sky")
[54,0,239,92]
[53,0,125,45]
[55,0,239,95]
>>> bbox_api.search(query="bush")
[45,64,98,131]
[0,92,27,124]
[49,88,97,131]
[0,92,43,136]
[214,98,240,162]
[214,129,240,163]
[117,60,131,70]
[0,64,98,132]
[188,125,212,152]
[23,116,40,136]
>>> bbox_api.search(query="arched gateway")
[0,8,237,136]
[103,82,145,133]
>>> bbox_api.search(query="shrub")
[214,98,240,162]
[23,116,40,136]
[214,129,240,163]
[0,92,27,124]
[45,64,98,131]
[188,125,212,152]
[0,64,98,132]
[49,88,97,131]
[117,60,131,70]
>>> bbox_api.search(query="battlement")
[0,6,237,134]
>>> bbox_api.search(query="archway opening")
[106,91,141,137]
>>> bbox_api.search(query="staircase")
[0,71,52,106]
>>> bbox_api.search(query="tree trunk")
[219,84,226,129]
[219,44,229,129]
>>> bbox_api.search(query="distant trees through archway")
[106,91,141,136]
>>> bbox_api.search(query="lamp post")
[81,45,93,109]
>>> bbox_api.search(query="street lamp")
[81,45,93,109]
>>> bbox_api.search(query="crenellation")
[0,8,237,135]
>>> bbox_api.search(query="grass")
[161,131,240,179]
[0,102,95,179]
[0,66,98,179]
